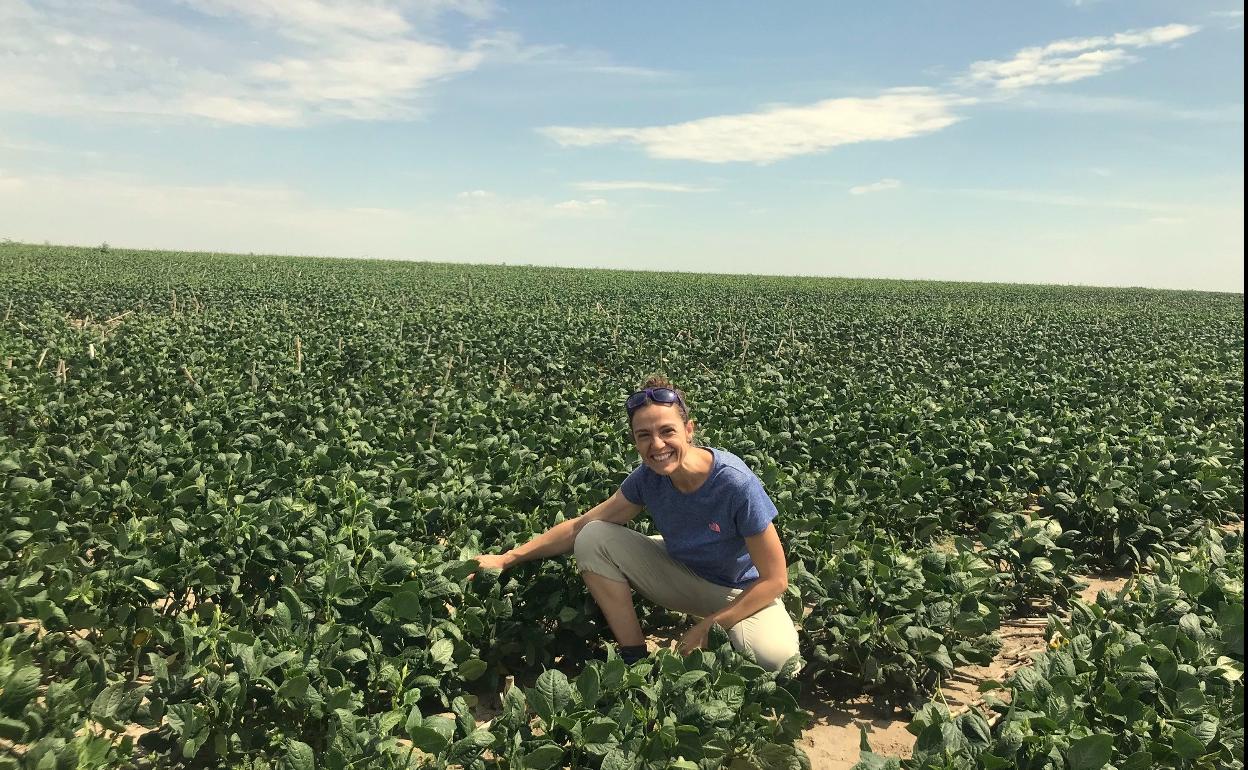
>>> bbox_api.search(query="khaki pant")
[573,520,800,672]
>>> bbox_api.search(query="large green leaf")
[1066,733,1114,770]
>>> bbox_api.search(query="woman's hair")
[637,374,689,421]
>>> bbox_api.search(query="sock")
[619,644,648,664]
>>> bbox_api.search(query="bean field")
[0,243,1243,770]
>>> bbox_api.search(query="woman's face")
[630,402,695,476]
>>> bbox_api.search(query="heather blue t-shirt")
[619,447,779,589]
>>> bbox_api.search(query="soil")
[796,570,1132,769]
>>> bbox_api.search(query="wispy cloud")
[542,22,1201,164]
[962,23,1199,90]
[572,181,715,192]
[541,88,968,164]
[1210,9,1244,29]
[849,178,902,196]
[0,170,627,261]
[0,0,497,125]
[552,197,610,213]
[941,186,1197,215]
[995,92,1244,122]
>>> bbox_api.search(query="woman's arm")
[472,490,642,572]
[679,523,789,652]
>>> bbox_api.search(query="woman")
[473,377,800,672]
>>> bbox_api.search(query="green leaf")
[278,674,310,701]
[521,743,565,770]
[1171,728,1204,760]
[1066,733,1114,770]
[1178,570,1206,597]
[430,638,455,666]
[134,577,166,596]
[404,704,422,737]
[89,682,126,721]
[408,725,450,755]
[449,728,495,759]
[527,669,571,727]
[600,749,636,770]
[456,657,488,681]
[923,646,953,673]
[851,752,903,770]
[283,740,315,770]
[392,591,422,620]
[576,664,601,706]
[1118,751,1154,770]
[0,667,40,717]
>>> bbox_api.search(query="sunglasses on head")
[625,387,687,417]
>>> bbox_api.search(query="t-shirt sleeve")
[619,464,648,506]
[734,475,779,537]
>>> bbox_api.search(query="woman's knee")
[573,519,615,561]
[729,614,801,673]
[751,635,801,673]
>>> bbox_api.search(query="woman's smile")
[651,448,676,464]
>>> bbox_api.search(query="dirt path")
[798,572,1132,769]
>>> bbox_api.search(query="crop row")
[859,525,1245,769]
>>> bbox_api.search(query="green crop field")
[1,242,1243,769]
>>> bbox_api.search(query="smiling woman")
[473,375,801,672]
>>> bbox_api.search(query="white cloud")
[573,181,714,192]
[541,89,968,164]
[552,197,610,213]
[457,189,495,199]
[849,178,902,196]
[998,92,1244,122]
[1210,9,1244,29]
[940,186,1200,216]
[963,23,1199,90]
[0,0,494,125]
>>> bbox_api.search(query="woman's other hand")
[678,617,716,656]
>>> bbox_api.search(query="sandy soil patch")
[797,571,1132,769]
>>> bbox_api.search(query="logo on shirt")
[708,522,721,533]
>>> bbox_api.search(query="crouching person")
[473,376,800,671]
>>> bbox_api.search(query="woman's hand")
[678,617,717,656]
[471,552,512,574]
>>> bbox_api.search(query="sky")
[0,1,1243,292]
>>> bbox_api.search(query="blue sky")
[0,1,1242,291]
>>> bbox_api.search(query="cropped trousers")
[573,519,800,672]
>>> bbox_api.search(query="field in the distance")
[0,243,1243,770]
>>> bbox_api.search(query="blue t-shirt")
[619,447,778,588]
